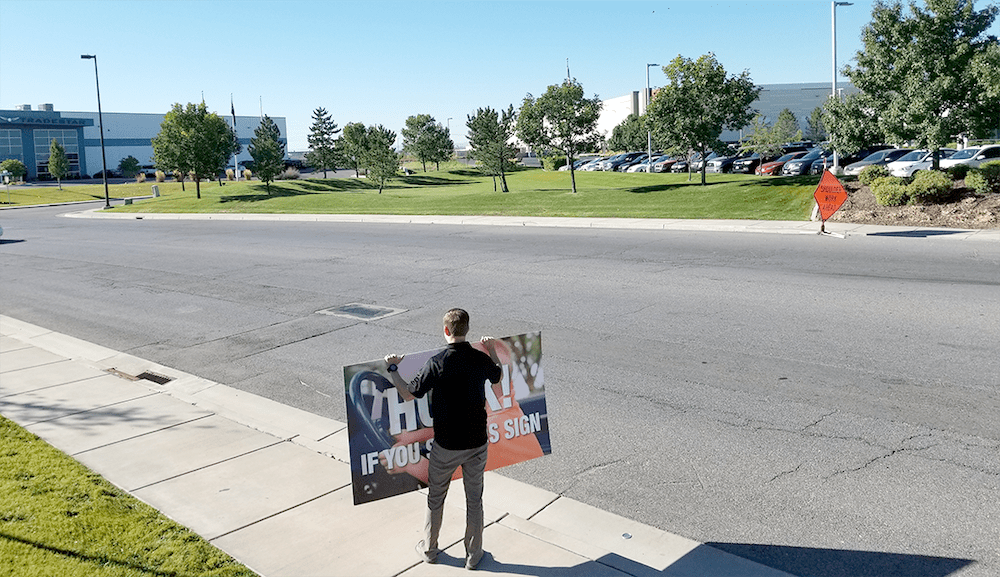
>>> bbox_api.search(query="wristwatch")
[387,363,398,373]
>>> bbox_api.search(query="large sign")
[343,332,549,505]
[814,170,849,222]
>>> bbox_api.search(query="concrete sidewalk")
[0,314,793,577]
[61,207,1000,242]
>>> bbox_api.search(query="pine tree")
[467,105,517,192]
[305,107,341,178]
[249,115,285,194]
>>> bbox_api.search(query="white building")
[597,82,859,146]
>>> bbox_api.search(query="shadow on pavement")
[706,542,974,577]
[867,230,969,238]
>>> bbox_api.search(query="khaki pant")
[419,442,488,567]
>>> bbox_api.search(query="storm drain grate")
[136,371,174,385]
[316,303,406,321]
[106,369,174,385]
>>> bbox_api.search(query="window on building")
[0,129,23,161]
[34,129,81,177]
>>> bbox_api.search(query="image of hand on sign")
[344,332,550,505]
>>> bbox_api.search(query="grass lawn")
[0,415,257,577]
[4,164,821,221]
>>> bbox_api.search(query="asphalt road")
[1,204,998,577]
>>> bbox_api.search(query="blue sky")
[2,1,994,150]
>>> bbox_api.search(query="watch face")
[388,364,398,372]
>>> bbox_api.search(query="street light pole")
[831,1,852,172]
[646,63,658,173]
[81,54,110,209]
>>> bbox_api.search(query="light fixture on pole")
[831,1,852,172]
[81,54,110,209]
[646,63,659,173]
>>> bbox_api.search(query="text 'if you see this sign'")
[343,332,550,505]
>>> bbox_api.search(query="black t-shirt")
[407,341,502,450]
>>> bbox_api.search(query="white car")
[939,145,1000,169]
[888,149,956,178]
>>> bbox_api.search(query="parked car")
[623,154,664,173]
[706,152,750,173]
[559,155,602,171]
[606,152,646,171]
[939,145,1000,169]
[756,151,807,175]
[92,169,121,179]
[671,158,691,172]
[616,153,649,171]
[580,156,610,171]
[843,148,914,176]
[732,152,776,174]
[810,145,893,174]
[651,156,679,172]
[782,149,831,176]
[690,152,720,172]
[887,149,956,178]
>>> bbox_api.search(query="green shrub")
[859,164,890,186]
[870,175,909,206]
[542,155,567,171]
[243,169,253,180]
[155,170,166,182]
[226,168,235,181]
[136,172,146,183]
[947,164,970,180]
[965,161,1000,195]
[907,169,953,203]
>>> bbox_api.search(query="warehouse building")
[0,104,286,180]
[598,82,860,144]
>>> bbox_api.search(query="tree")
[425,123,454,171]
[829,0,1000,169]
[340,122,368,177]
[151,102,237,199]
[118,155,140,179]
[249,115,285,194]
[305,107,341,178]
[0,158,27,181]
[466,105,518,192]
[805,106,828,142]
[607,113,649,152]
[740,114,785,158]
[517,78,602,194]
[402,114,453,172]
[646,53,760,185]
[47,139,70,189]
[772,108,803,143]
[362,124,398,194]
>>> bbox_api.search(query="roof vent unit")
[15,104,31,111]
[38,103,54,112]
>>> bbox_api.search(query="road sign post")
[814,170,849,236]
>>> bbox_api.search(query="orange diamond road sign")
[814,170,848,222]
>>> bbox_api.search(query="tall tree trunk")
[570,164,578,194]
[195,178,201,199]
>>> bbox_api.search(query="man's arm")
[383,354,416,401]
[480,337,503,384]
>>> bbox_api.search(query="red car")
[756,151,807,175]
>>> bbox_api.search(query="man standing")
[384,308,502,570]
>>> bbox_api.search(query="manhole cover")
[316,303,405,321]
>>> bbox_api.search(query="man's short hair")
[443,308,470,337]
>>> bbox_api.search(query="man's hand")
[383,354,414,401]
[480,337,501,365]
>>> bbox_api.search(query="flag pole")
[231,95,239,181]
